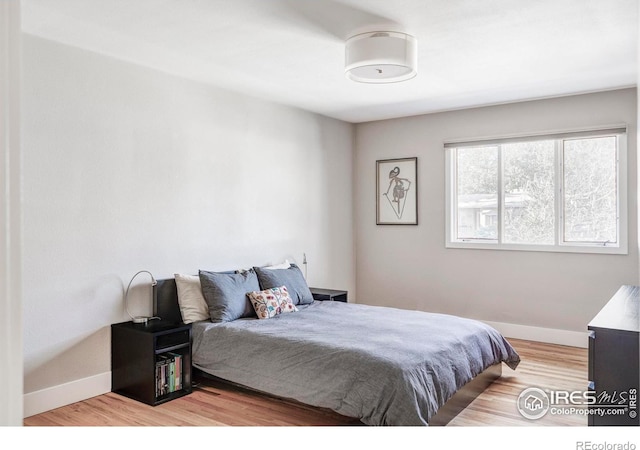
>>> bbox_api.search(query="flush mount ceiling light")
[345,31,417,83]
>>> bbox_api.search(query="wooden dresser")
[587,285,639,426]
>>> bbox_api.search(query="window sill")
[445,241,628,255]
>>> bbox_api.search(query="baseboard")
[23,372,111,418]
[483,320,589,348]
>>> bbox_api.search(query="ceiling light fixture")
[345,31,417,83]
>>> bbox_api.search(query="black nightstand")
[310,287,348,303]
[111,320,192,406]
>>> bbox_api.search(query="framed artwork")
[376,157,418,225]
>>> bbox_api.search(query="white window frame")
[445,126,628,255]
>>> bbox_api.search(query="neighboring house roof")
[457,193,532,209]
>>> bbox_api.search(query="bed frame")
[153,278,502,426]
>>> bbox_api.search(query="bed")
[153,266,520,426]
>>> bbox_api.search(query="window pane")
[563,137,617,243]
[502,140,555,244]
[456,146,498,240]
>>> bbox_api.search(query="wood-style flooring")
[23,338,588,427]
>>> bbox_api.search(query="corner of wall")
[0,0,23,426]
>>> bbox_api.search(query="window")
[445,127,627,254]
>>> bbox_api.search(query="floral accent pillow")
[247,286,298,319]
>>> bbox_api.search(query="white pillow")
[174,273,209,324]
[237,260,291,274]
[263,259,291,270]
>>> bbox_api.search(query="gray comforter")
[192,301,520,426]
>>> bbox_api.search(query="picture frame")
[376,157,418,225]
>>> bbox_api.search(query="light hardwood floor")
[23,338,588,427]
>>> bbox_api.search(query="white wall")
[21,34,354,413]
[355,89,638,341]
[0,1,23,426]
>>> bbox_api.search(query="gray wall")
[21,34,355,395]
[355,89,638,333]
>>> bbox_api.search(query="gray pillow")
[199,269,260,322]
[254,264,314,305]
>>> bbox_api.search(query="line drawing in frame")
[376,157,418,225]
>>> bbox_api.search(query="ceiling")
[21,0,638,123]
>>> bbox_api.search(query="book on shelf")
[168,352,182,391]
[155,352,183,397]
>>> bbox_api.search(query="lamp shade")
[345,31,417,83]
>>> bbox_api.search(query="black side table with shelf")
[111,320,192,406]
[310,287,348,303]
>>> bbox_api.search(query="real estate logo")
[517,387,638,420]
[517,387,550,419]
